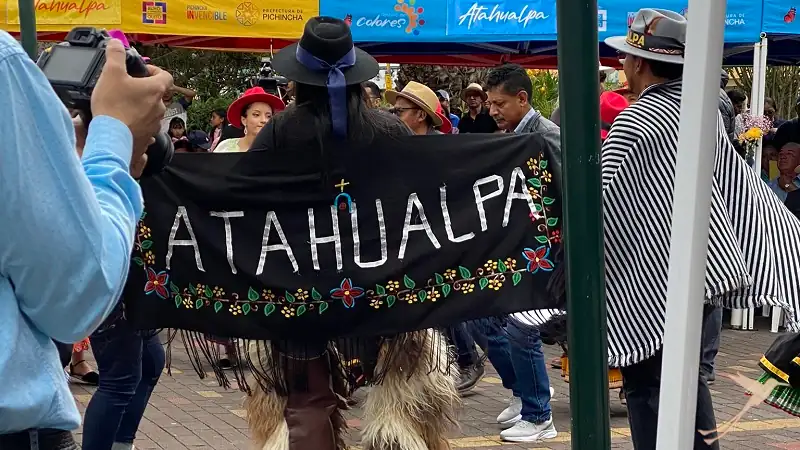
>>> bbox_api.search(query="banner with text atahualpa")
[320,0,761,43]
[761,0,797,35]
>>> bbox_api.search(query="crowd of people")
[3,6,800,450]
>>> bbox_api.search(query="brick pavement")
[69,319,800,449]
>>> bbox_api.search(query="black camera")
[36,27,173,177]
[255,57,289,98]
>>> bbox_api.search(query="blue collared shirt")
[767,176,800,202]
[0,32,143,432]
[514,107,537,134]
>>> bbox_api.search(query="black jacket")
[718,88,736,142]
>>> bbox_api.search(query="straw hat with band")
[227,87,286,128]
[604,8,686,65]
[462,83,487,101]
[271,16,379,138]
[385,81,443,127]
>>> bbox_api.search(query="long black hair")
[252,82,408,152]
[212,108,229,129]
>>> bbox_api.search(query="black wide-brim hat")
[272,16,379,87]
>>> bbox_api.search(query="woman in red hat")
[214,87,286,153]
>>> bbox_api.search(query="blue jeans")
[82,321,165,450]
[472,317,551,423]
[448,323,480,368]
[700,306,723,378]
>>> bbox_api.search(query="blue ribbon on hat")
[295,45,356,138]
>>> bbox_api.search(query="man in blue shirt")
[0,32,172,449]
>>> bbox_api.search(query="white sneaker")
[550,386,555,397]
[496,396,522,427]
[500,418,558,442]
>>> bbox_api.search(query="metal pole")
[731,37,763,330]
[555,0,610,448]
[18,0,37,59]
[655,0,726,448]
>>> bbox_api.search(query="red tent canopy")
[16,31,621,70]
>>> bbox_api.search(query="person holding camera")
[0,31,172,450]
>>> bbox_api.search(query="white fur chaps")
[245,329,460,450]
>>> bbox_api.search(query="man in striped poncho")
[603,8,800,450]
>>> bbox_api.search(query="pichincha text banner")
[123,133,565,340]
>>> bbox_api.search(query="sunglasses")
[393,106,420,115]
[617,51,628,66]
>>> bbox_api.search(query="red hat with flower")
[227,87,286,128]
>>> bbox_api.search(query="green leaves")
[132,257,144,267]
[435,273,444,284]
[318,302,329,314]
[540,159,548,169]
[442,285,452,297]
[174,295,182,308]
[264,303,276,316]
[458,266,471,279]
[204,286,213,298]
[170,282,179,295]
[195,298,203,309]
[214,301,223,312]
[247,287,259,301]
[543,196,555,205]
[403,274,415,289]
[547,217,559,227]
[386,295,396,307]
[296,305,307,316]
[512,272,523,286]
[311,287,322,301]
[479,278,489,290]
[498,259,508,272]
[242,303,251,315]
[285,291,295,303]
[534,203,543,212]
[417,290,427,302]
[527,177,542,188]
[140,240,153,250]
[376,284,386,295]
[535,235,550,244]
[189,284,197,295]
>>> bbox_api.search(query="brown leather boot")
[283,355,340,450]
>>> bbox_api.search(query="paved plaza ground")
[69,319,800,449]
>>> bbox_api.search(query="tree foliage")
[396,65,491,114]
[728,66,800,119]
[134,46,264,101]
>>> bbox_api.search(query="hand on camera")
[90,38,173,169]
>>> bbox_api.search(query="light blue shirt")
[0,32,143,432]
[767,176,800,202]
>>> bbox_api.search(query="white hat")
[604,8,686,65]
[599,64,615,75]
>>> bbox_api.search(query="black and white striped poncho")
[602,78,800,367]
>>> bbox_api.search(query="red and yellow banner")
[2,0,318,39]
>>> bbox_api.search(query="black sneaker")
[457,364,485,394]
